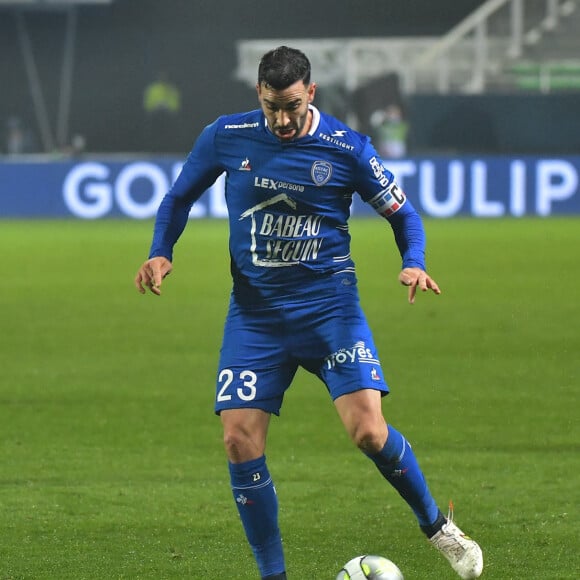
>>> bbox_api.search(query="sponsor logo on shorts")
[325,341,380,370]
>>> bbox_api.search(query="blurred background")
[0,0,579,217]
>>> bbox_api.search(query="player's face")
[257,80,316,141]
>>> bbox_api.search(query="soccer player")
[134,46,483,580]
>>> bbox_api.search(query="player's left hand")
[398,267,441,304]
[134,256,173,296]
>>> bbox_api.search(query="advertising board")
[1,156,578,218]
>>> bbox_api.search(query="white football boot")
[429,503,483,579]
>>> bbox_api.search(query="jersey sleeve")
[149,119,224,261]
[354,140,426,271]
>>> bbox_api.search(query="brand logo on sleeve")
[369,156,391,188]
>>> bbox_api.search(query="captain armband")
[368,182,407,218]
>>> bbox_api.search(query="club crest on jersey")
[311,160,332,186]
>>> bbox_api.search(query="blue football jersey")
[149,106,426,302]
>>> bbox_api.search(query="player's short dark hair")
[258,46,311,90]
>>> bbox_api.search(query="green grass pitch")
[1,217,578,579]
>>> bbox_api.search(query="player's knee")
[223,428,247,456]
[223,427,263,462]
[351,423,386,455]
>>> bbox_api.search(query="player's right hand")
[134,256,173,296]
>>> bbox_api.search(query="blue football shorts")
[214,277,389,415]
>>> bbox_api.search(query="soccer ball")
[336,554,404,580]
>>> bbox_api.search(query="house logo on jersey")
[239,194,324,267]
[311,160,333,186]
[324,341,380,370]
[239,157,252,171]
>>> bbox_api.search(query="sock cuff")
[229,455,270,488]
[373,424,405,464]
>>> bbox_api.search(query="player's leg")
[221,407,270,463]
[334,391,483,579]
[221,409,286,580]
[303,280,482,579]
[300,285,442,529]
[333,389,441,529]
[216,299,292,580]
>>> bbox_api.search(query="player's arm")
[388,202,441,304]
[135,120,223,295]
[355,145,440,303]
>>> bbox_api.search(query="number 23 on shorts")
[217,369,258,402]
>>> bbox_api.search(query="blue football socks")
[229,455,286,578]
[368,424,440,527]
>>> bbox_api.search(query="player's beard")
[273,110,310,141]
